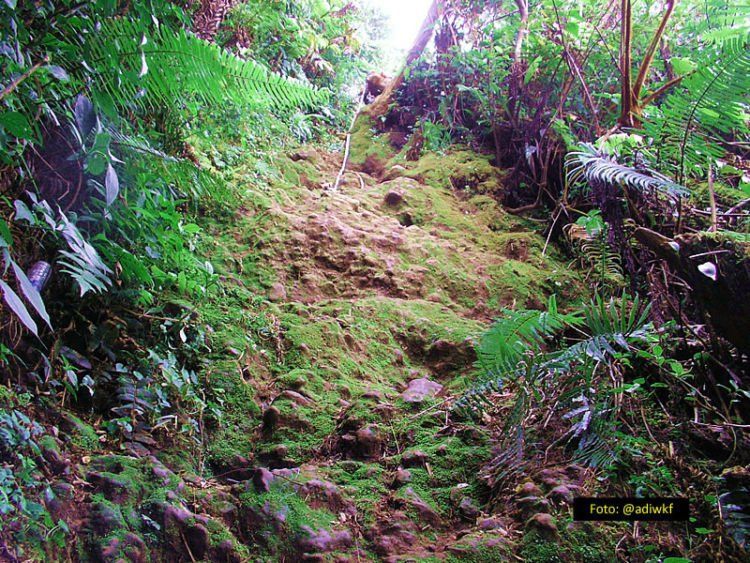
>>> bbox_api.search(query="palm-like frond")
[458,294,652,471]
[477,295,580,373]
[566,143,688,198]
[719,486,750,550]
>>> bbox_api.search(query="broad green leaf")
[74,95,96,139]
[565,22,580,39]
[11,260,52,329]
[524,56,542,84]
[0,111,32,140]
[86,152,108,175]
[0,218,11,247]
[13,200,34,224]
[0,279,38,336]
[671,57,696,75]
[105,163,119,206]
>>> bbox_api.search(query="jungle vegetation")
[0,0,748,561]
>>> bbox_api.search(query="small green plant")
[0,409,68,554]
[457,293,656,485]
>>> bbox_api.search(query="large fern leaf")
[80,20,324,112]
[641,34,750,182]
[477,295,580,373]
[566,143,689,198]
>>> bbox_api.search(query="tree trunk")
[366,0,442,119]
[619,0,677,127]
[618,0,635,127]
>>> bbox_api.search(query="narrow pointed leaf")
[105,163,119,206]
[11,261,52,329]
[0,279,38,336]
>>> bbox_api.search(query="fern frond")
[565,223,625,289]
[110,129,220,199]
[481,426,527,494]
[566,143,688,198]
[478,295,580,373]
[719,486,750,549]
[80,21,324,113]
[641,34,750,181]
[574,416,617,468]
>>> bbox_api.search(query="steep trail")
[60,138,589,562]
[181,142,587,560]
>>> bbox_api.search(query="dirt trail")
[65,143,586,562]
[202,146,586,560]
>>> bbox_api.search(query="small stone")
[281,390,313,406]
[458,497,480,520]
[216,539,243,563]
[384,189,405,206]
[527,513,558,537]
[355,425,381,459]
[253,468,275,493]
[291,149,313,161]
[268,283,287,302]
[401,378,443,403]
[403,488,441,526]
[391,468,412,488]
[363,389,383,401]
[548,484,574,504]
[152,465,172,484]
[517,496,550,518]
[123,441,151,457]
[298,526,353,553]
[132,432,157,447]
[185,523,210,559]
[401,450,428,467]
[517,482,542,496]
[86,471,131,502]
[93,502,126,534]
[41,445,69,475]
[478,516,505,531]
[164,506,210,559]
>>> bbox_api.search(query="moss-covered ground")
[9,122,637,561]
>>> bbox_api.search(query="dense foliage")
[1,0,749,560]
[0,1,378,556]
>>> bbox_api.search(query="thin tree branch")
[0,56,49,102]
[632,0,677,100]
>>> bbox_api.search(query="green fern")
[565,223,625,290]
[477,295,580,375]
[458,294,653,472]
[566,143,688,198]
[80,20,324,112]
[641,34,750,182]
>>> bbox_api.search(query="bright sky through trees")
[371,0,433,72]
